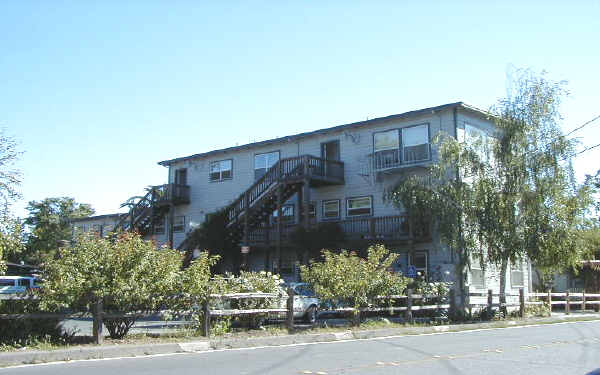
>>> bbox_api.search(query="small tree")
[24,197,94,264]
[300,245,409,323]
[0,215,25,272]
[41,233,184,339]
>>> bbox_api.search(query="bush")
[40,233,188,339]
[300,245,410,313]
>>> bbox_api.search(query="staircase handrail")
[225,155,308,224]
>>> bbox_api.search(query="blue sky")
[2,1,599,218]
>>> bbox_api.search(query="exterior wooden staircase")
[178,155,344,251]
[114,184,190,236]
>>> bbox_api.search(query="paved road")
[4,320,600,375]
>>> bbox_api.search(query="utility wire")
[565,114,600,137]
[572,143,600,157]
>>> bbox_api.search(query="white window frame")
[273,204,295,224]
[173,216,185,233]
[254,151,280,180]
[346,196,372,217]
[402,124,430,163]
[374,129,400,153]
[209,159,233,182]
[510,259,524,288]
[470,251,486,289]
[322,199,340,220]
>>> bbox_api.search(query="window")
[154,218,165,235]
[511,259,524,287]
[322,200,340,219]
[173,216,185,233]
[102,224,113,236]
[373,130,400,169]
[402,124,430,163]
[464,124,489,162]
[91,224,101,235]
[374,129,400,152]
[254,151,279,180]
[346,196,372,217]
[470,251,485,289]
[273,204,295,224]
[210,160,232,181]
[175,168,188,185]
[409,251,428,279]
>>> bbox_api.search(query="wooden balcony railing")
[371,145,431,171]
[153,184,190,206]
[246,215,430,246]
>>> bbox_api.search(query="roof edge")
[158,102,489,167]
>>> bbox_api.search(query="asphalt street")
[4,320,600,375]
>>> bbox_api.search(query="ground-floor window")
[510,259,524,288]
[470,251,485,289]
[173,216,185,233]
[154,218,165,235]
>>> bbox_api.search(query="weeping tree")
[389,69,596,312]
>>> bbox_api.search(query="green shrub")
[300,245,410,312]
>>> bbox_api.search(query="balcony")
[152,183,190,206]
[246,215,430,247]
[370,145,431,172]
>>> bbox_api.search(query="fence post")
[405,289,413,323]
[547,289,552,313]
[582,291,586,311]
[565,290,570,315]
[287,287,295,332]
[92,299,104,345]
[203,299,210,337]
[487,289,493,312]
[519,288,525,318]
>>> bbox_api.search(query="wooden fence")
[0,288,451,343]
[468,289,600,317]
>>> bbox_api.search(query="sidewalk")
[2,313,599,368]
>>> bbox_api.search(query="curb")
[2,314,599,368]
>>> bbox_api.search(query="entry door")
[321,140,341,177]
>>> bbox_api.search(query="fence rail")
[469,288,600,317]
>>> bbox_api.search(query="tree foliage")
[0,129,23,274]
[40,233,221,338]
[389,69,596,303]
[300,245,410,309]
[0,129,22,212]
[24,197,94,264]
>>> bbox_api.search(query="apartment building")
[72,102,531,297]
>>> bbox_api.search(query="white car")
[0,276,41,295]
[286,283,320,323]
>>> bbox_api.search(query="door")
[320,140,341,177]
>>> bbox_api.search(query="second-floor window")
[346,196,372,217]
[210,159,232,182]
[254,151,279,180]
[402,124,429,163]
